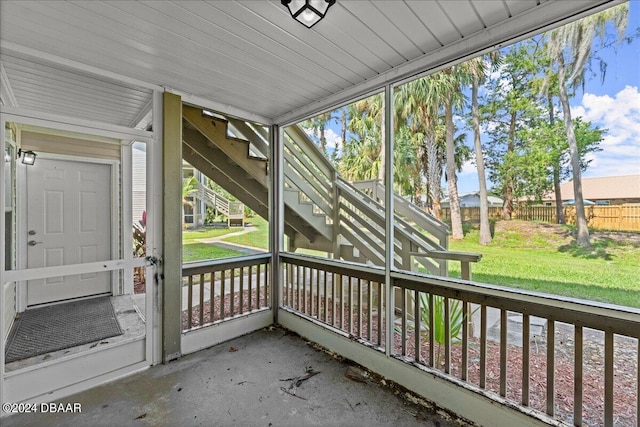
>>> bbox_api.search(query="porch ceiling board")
[1,52,152,128]
[0,0,619,124]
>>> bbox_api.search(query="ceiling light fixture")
[281,0,336,28]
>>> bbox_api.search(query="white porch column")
[270,124,283,323]
[384,84,395,356]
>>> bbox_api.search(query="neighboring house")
[131,142,147,225]
[441,192,504,208]
[133,144,209,227]
[539,175,640,205]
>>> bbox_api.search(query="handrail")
[391,269,640,336]
[281,253,640,426]
[352,179,449,237]
[193,181,244,219]
[281,252,640,334]
[182,253,271,276]
[338,179,452,253]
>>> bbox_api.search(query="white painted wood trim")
[15,153,27,313]
[170,89,272,126]
[181,310,273,356]
[122,145,134,295]
[147,89,164,365]
[0,62,19,108]
[128,99,153,130]
[1,40,163,93]
[383,84,394,356]
[279,310,552,427]
[0,116,6,407]
[0,106,153,143]
[3,338,147,404]
[110,161,120,295]
[4,258,146,283]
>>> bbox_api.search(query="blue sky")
[314,2,639,196]
[455,2,640,193]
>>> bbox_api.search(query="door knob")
[28,240,42,246]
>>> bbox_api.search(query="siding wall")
[131,143,146,225]
[21,131,121,160]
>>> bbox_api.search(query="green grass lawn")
[181,215,640,308]
[448,221,640,308]
[183,226,244,241]
[221,216,269,250]
[182,216,269,262]
[182,243,244,262]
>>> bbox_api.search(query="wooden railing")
[194,181,244,225]
[281,253,640,427]
[282,254,386,349]
[181,254,271,331]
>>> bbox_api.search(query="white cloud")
[323,128,341,151]
[571,85,640,178]
[459,158,477,176]
[302,127,341,152]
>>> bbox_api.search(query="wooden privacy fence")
[441,204,640,232]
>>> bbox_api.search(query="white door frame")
[1,91,161,411]
[16,153,120,311]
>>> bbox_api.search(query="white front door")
[26,158,112,306]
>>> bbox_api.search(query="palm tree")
[301,111,334,157]
[347,94,384,181]
[396,76,447,219]
[545,3,628,247]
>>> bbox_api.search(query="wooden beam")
[162,92,182,362]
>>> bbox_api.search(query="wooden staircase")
[182,105,480,275]
[192,181,244,227]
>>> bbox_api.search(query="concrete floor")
[4,327,467,427]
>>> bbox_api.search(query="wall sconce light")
[281,0,336,28]
[17,149,37,166]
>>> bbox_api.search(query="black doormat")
[5,297,123,363]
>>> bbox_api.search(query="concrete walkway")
[4,328,466,427]
[194,226,258,245]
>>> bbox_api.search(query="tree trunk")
[320,123,327,156]
[445,101,463,239]
[548,93,565,224]
[502,111,516,220]
[378,110,385,183]
[340,107,347,161]
[472,75,492,245]
[425,134,442,220]
[553,164,565,224]
[557,56,590,247]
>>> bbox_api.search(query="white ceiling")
[0,0,619,127]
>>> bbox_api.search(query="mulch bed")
[281,289,638,426]
[181,287,270,330]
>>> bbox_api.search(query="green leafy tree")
[545,3,628,247]
[482,41,544,219]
